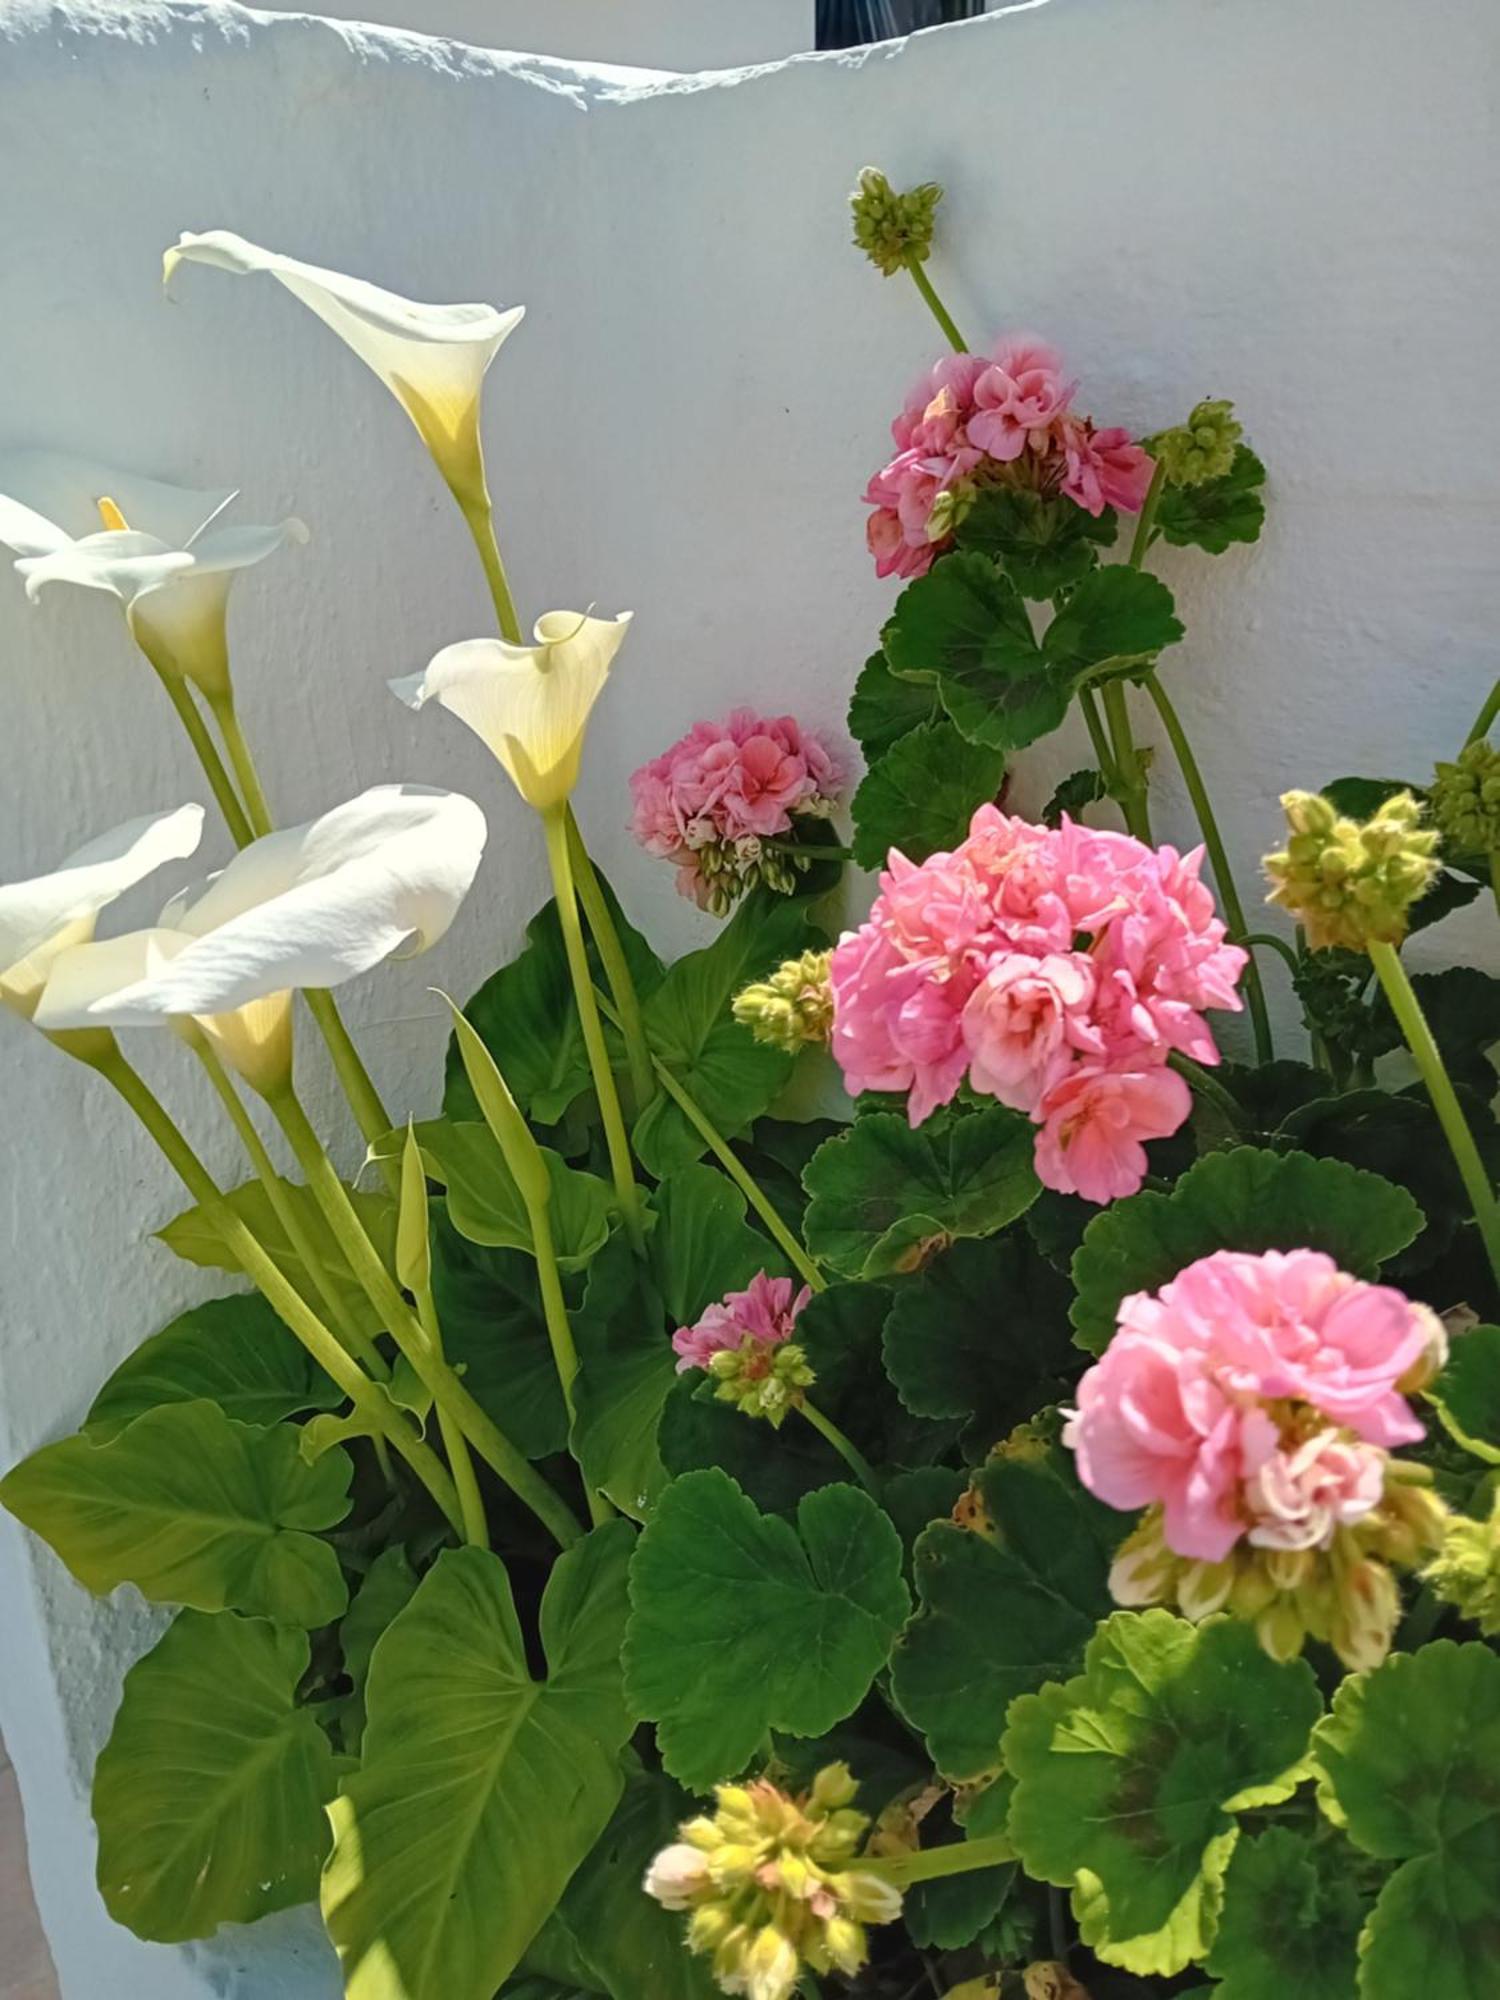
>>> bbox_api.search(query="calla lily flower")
[164,230,524,500]
[34,787,488,1085]
[0,805,204,1021]
[0,450,306,698]
[390,611,632,813]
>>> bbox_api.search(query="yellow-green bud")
[1431,737,1500,855]
[1264,788,1440,950]
[850,166,943,276]
[1149,398,1242,487]
[707,1339,816,1425]
[1423,1491,1500,1635]
[809,1761,859,1813]
[733,949,834,1053]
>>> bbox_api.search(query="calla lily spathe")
[390,611,632,812]
[0,805,205,1020]
[164,230,524,497]
[35,785,488,1041]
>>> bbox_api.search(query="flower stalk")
[861,1832,1017,1890]
[566,808,657,1109]
[798,1398,879,1497]
[152,668,256,847]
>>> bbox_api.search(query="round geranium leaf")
[1430,1322,1500,1464]
[1204,1826,1366,1999]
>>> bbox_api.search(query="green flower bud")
[925,481,976,545]
[733,949,834,1053]
[1423,1490,1500,1635]
[1148,398,1243,487]
[1264,788,1440,951]
[1431,737,1500,855]
[708,1339,816,1425]
[850,166,943,276]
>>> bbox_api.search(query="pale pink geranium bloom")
[1033,1060,1191,1204]
[866,505,933,580]
[961,951,1104,1113]
[968,336,1076,462]
[890,353,988,454]
[671,1271,811,1373]
[1060,420,1156,516]
[1242,1423,1387,1551]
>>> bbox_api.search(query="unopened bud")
[850,166,943,276]
[1431,737,1500,855]
[1149,398,1242,487]
[733,949,835,1053]
[1264,789,1439,950]
[1423,1491,1500,1635]
[708,1338,816,1425]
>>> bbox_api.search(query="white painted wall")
[242,0,812,69]
[1,0,1497,1991]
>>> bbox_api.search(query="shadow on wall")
[817,0,986,50]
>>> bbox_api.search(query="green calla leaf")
[649,1161,781,1325]
[848,650,941,760]
[85,1293,340,1439]
[803,1107,1039,1280]
[956,486,1118,598]
[0,1401,351,1625]
[430,1207,567,1460]
[385,1119,612,1271]
[1004,1610,1322,1977]
[1431,1322,1500,1463]
[323,1524,636,2000]
[1156,444,1267,554]
[882,1232,1076,1436]
[1070,1146,1424,1353]
[570,1229,673,1521]
[1203,1826,1365,2000]
[1313,1640,1500,2000]
[445,886,664,1128]
[891,1449,1121,1780]
[633,891,826,1177]
[624,1468,909,1789]
[850,719,1007,870]
[158,1178,397,1338]
[338,1544,422,1752]
[93,1609,341,1942]
[1041,564,1183,678]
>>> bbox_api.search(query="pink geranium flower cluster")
[828,805,1246,1202]
[630,709,845,913]
[1064,1248,1444,1562]
[864,336,1156,580]
[671,1271,811,1373]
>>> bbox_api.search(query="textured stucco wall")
[1,0,1497,1991]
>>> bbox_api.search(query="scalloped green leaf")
[891,1449,1121,1780]
[85,1293,340,1440]
[323,1525,636,2000]
[375,1120,612,1271]
[848,650,940,760]
[0,1401,351,1625]
[956,486,1118,598]
[624,1468,909,1789]
[1041,564,1183,677]
[803,1107,1039,1280]
[1070,1146,1424,1352]
[93,1610,341,1942]
[1004,1611,1322,1977]
[1204,1826,1365,1999]
[850,719,1007,871]
[1431,1323,1500,1464]
[1156,445,1267,554]
[1313,1640,1500,2000]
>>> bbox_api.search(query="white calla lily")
[391,610,632,813]
[35,787,488,1075]
[0,805,204,1021]
[0,449,233,553]
[164,229,524,499]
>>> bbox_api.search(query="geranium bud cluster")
[863,335,1156,579]
[1264,789,1439,951]
[829,806,1247,1203]
[733,949,834,1053]
[849,166,943,276]
[1430,737,1500,856]
[630,710,845,914]
[1423,1488,1500,1635]
[672,1272,815,1425]
[1149,398,1242,487]
[643,1763,903,2000]
[1066,1248,1449,1668]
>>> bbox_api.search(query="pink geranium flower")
[968,336,1076,463]
[1063,1249,1441,1561]
[1033,1060,1192,1204]
[961,951,1104,1114]
[1059,420,1156,517]
[672,1271,811,1373]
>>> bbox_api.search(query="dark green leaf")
[624,1469,909,1789]
[338,1545,421,1752]
[382,1120,612,1271]
[956,486,1118,599]
[848,650,940,760]
[649,1162,779,1325]
[885,550,1067,752]
[1385,968,1500,1098]
[1042,564,1184,676]
[571,1229,673,1521]
[429,1208,568,1460]
[850,720,1007,870]
[905,1851,1017,1951]
[656,1375,849,1515]
[1043,767,1108,827]
[1156,445,1267,554]
[1204,1826,1365,1999]
[1431,1323,1500,1465]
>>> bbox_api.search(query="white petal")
[0,448,234,547]
[165,230,524,451]
[0,806,205,980]
[396,611,631,810]
[33,928,193,1029]
[181,519,311,572]
[17,531,192,607]
[86,785,489,1016]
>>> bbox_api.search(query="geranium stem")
[862,1832,1016,1888]
[1101,678,1152,841]
[205,690,275,839]
[1077,686,1120,792]
[566,808,657,1108]
[543,810,646,1254]
[1368,940,1500,1290]
[1141,672,1274,1064]
[903,256,967,353]
[80,1038,464,1534]
[799,1398,878,1496]
[1167,1051,1247,1131]
[152,666,254,847]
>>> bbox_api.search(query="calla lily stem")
[302,990,399,1193]
[457,488,524,646]
[566,809,657,1110]
[411,1275,489,1551]
[206,690,276,838]
[152,667,255,847]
